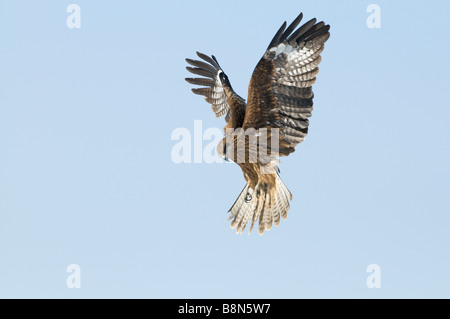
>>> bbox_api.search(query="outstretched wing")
[243,13,330,156]
[185,52,234,122]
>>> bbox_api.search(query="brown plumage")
[185,12,330,235]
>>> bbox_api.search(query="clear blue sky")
[1,0,449,298]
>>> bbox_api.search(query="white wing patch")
[270,43,295,58]
[266,40,325,88]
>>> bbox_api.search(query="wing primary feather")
[267,21,287,50]
[185,58,217,72]
[286,18,317,44]
[211,55,222,69]
[301,21,325,39]
[196,51,220,69]
[304,25,330,42]
[191,88,217,96]
[185,78,215,86]
[279,12,303,43]
[186,66,214,78]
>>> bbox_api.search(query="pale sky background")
[0,0,449,298]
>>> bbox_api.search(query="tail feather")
[228,184,249,228]
[248,194,263,234]
[229,185,258,234]
[262,193,273,232]
[271,191,281,227]
[257,192,269,234]
[277,176,292,220]
[236,198,257,234]
[228,175,292,235]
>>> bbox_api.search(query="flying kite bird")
[185,12,330,235]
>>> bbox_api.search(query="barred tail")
[228,175,292,235]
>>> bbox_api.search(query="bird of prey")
[185,12,330,235]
